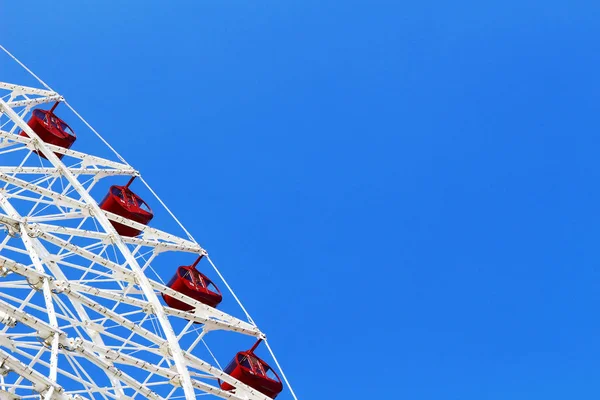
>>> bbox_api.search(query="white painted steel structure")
[0,49,297,400]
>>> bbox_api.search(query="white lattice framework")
[0,50,296,400]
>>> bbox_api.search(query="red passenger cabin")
[99,178,153,237]
[20,103,76,159]
[162,256,222,310]
[220,340,283,399]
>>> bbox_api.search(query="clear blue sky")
[3,1,600,399]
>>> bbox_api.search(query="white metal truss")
[0,68,296,400]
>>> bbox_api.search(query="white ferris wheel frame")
[0,45,298,400]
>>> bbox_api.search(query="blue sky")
[3,1,600,399]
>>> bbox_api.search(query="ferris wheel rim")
[0,44,298,400]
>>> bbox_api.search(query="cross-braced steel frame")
[0,54,296,400]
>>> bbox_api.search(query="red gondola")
[20,102,76,159]
[220,340,283,399]
[99,178,153,237]
[162,256,223,310]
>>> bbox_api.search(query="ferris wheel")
[0,46,297,400]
